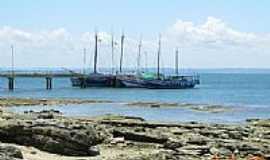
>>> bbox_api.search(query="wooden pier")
[0,70,84,91]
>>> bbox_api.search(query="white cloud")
[0,17,270,68]
[161,17,270,68]
[166,17,260,48]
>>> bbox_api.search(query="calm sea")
[1,71,270,123]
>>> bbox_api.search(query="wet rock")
[113,129,168,144]
[227,131,244,139]
[239,143,261,152]
[111,137,125,144]
[0,144,23,159]
[248,119,270,127]
[210,147,232,156]
[88,146,100,156]
[37,113,54,119]
[96,114,145,122]
[0,119,106,156]
[163,138,183,150]
[186,134,209,145]
[179,145,210,156]
[1,105,270,160]
[24,109,62,119]
[151,104,160,108]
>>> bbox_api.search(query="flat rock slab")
[0,118,106,156]
[0,110,270,159]
[0,143,23,160]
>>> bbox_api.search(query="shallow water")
[2,73,270,123]
[8,103,270,124]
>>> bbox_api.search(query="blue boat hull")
[71,74,199,89]
[144,79,196,89]
[71,74,115,87]
[117,79,146,88]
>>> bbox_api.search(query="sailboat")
[116,36,149,88]
[71,32,115,87]
[144,36,200,89]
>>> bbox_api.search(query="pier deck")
[0,70,84,90]
[0,71,82,78]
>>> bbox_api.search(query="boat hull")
[116,77,197,89]
[71,74,115,87]
[144,79,196,89]
[117,79,146,88]
[71,73,199,89]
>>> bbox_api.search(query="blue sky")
[1,0,269,34]
[0,0,270,68]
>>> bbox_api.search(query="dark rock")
[151,104,160,108]
[0,144,23,159]
[187,135,208,145]
[238,143,261,152]
[227,130,245,140]
[163,138,183,150]
[0,119,105,156]
[1,106,270,160]
[210,147,232,156]
[37,113,54,119]
[122,116,145,121]
[113,129,168,144]
[179,145,210,156]
[88,146,100,156]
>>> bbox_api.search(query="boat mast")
[144,51,148,72]
[119,32,125,73]
[157,35,161,79]
[137,36,142,73]
[11,45,14,77]
[93,31,98,74]
[111,33,115,74]
[175,48,179,75]
[83,48,86,75]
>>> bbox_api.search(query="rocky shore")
[0,97,234,113]
[0,105,269,160]
[0,97,113,107]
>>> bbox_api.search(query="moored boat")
[116,77,146,88]
[71,32,117,88]
[144,76,199,89]
[71,73,116,87]
[142,35,200,89]
[71,32,200,89]
[115,73,149,88]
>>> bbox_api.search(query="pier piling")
[8,77,14,91]
[46,77,52,90]
[1,71,84,91]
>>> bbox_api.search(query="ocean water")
[1,72,270,123]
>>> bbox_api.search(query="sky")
[0,0,270,69]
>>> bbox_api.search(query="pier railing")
[0,70,82,78]
[0,69,201,91]
[0,70,84,90]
